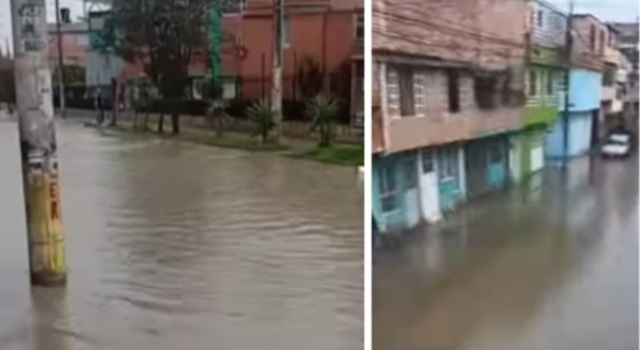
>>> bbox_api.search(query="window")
[608,31,614,47]
[438,148,459,180]
[414,73,426,116]
[599,30,605,54]
[590,24,596,50]
[220,0,247,14]
[448,69,460,113]
[528,70,537,96]
[489,146,503,163]
[552,14,564,31]
[475,76,498,109]
[386,67,401,116]
[421,150,434,173]
[379,166,397,213]
[536,10,543,27]
[355,13,364,41]
[398,66,415,116]
[283,15,290,47]
[546,71,553,95]
[405,159,418,188]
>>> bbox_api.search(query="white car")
[601,133,632,158]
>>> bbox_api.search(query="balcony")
[603,47,620,66]
[381,108,521,154]
[601,85,616,101]
[617,69,628,83]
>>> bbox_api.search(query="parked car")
[601,132,632,158]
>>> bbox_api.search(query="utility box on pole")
[10,0,67,286]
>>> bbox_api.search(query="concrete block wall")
[529,0,567,49]
[382,66,521,153]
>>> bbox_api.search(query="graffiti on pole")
[17,2,46,52]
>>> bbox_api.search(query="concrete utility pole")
[271,0,284,142]
[10,0,67,286]
[562,0,574,169]
[54,0,66,118]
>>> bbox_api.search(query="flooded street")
[374,155,638,350]
[0,120,363,350]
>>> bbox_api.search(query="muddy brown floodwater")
[0,120,363,350]
[374,154,638,350]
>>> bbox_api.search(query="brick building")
[88,0,363,120]
[545,14,605,159]
[47,22,89,69]
[372,0,528,235]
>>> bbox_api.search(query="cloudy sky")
[0,0,637,54]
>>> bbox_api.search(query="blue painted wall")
[545,111,593,158]
[568,69,602,112]
[568,111,593,156]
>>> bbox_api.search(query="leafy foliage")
[248,100,276,144]
[296,55,324,99]
[307,94,340,148]
[104,0,240,133]
[52,65,86,86]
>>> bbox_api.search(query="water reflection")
[374,155,638,350]
[0,121,363,350]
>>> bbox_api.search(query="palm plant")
[248,100,277,144]
[307,94,340,147]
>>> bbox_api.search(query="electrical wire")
[375,2,526,49]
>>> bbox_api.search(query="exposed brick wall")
[381,65,521,153]
[571,16,606,71]
[373,0,527,154]
[373,0,527,70]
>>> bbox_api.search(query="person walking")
[94,88,104,125]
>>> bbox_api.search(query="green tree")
[104,0,239,134]
[307,94,340,148]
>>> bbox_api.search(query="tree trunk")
[132,110,138,130]
[216,116,223,137]
[170,99,180,135]
[171,112,180,135]
[143,112,150,131]
[157,113,164,133]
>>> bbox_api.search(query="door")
[403,157,421,229]
[486,138,509,190]
[438,147,461,212]
[419,150,441,223]
[464,142,486,197]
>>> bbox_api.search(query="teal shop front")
[372,152,421,234]
[437,146,463,213]
[464,136,510,198]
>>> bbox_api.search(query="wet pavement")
[0,120,363,350]
[373,155,638,350]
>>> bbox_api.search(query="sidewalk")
[57,108,364,167]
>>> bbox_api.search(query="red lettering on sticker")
[49,181,59,220]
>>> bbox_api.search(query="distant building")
[372,0,528,234]
[47,21,89,68]
[521,0,567,183]
[544,14,605,159]
[85,0,363,120]
[608,21,639,127]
